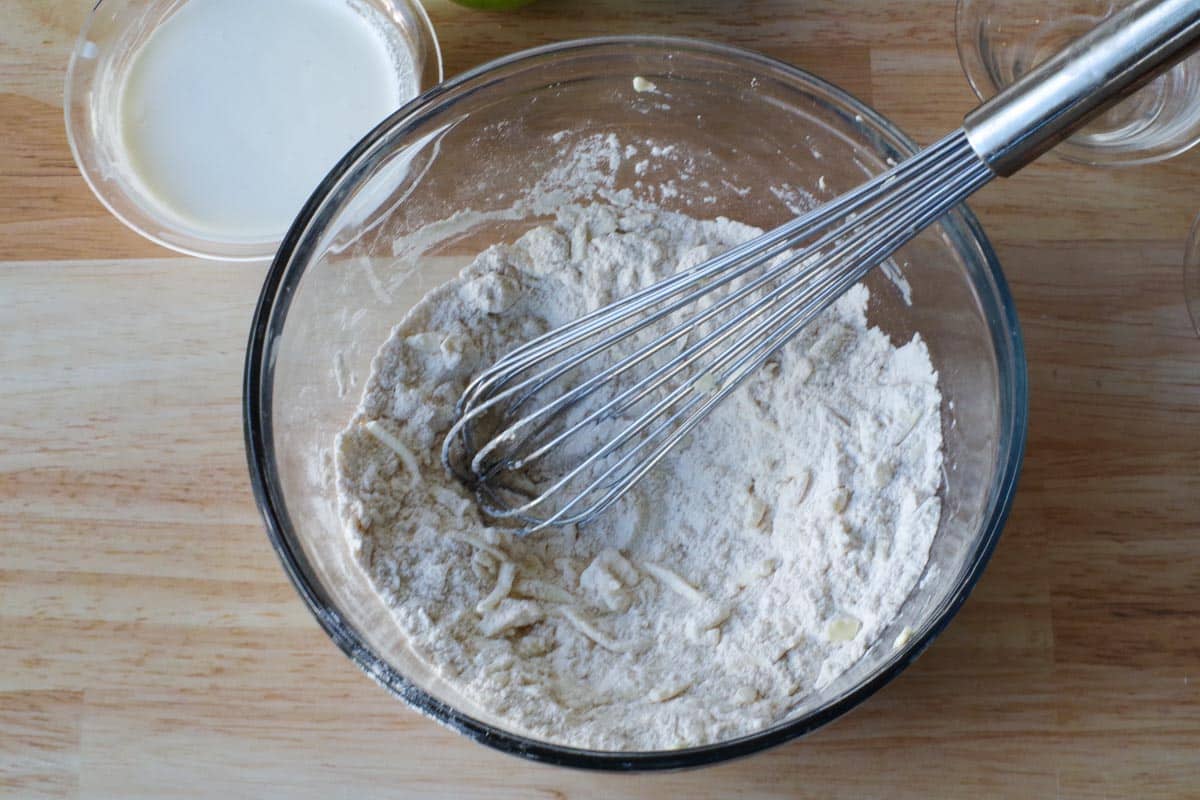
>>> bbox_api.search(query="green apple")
[449,0,536,8]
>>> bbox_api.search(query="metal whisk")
[443,0,1200,532]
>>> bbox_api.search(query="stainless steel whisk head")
[441,0,1200,532]
[441,132,992,531]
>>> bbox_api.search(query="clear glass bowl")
[956,0,1200,166]
[244,37,1028,769]
[63,0,443,261]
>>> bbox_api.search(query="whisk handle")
[963,0,1200,175]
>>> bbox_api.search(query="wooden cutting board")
[3,1,1198,797]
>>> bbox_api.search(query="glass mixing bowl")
[244,37,1027,769]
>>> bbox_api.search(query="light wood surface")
[3,1,1199,797]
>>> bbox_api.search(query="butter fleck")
[828,616,862,642]
[632,76,657,93]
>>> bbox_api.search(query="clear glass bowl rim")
[953,0,1200,167]
[243,35,1029,770]
[63,0,444,261]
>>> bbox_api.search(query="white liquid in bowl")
[118,0,416,240]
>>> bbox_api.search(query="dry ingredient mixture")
[335,199,943,750]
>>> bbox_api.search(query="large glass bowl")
[244,37,1027,769]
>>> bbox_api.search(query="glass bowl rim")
[62,0,444,262]
[1182,211,1200,336]
[952,0,1200,167]
[243,34,1028,770]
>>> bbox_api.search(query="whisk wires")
[442,129,993,533]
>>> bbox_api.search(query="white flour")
[335,201,943,750]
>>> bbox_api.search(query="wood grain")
[2,1,1199,797]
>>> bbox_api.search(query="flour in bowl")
[335,201,943,750]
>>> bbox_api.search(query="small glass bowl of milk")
[65,0,442,261]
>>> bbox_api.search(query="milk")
[118,0,416,240]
